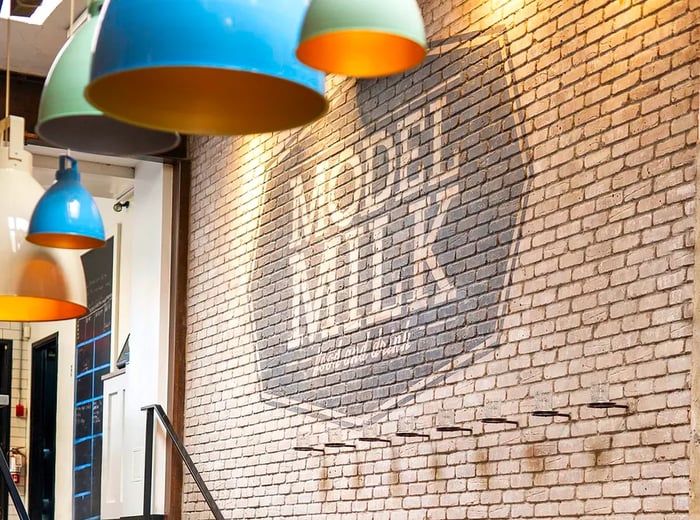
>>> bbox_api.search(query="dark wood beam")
[10,0,41,17]
[0,70,43,135]
[165,159,190,520]
[0,70,188,161]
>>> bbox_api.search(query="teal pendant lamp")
[85,0,327,135]
[0,116,88,322]
[27,155,105,250]
[297,0,427,77]
[36,0,180,156]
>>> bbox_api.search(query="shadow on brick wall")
[250,29,533,418]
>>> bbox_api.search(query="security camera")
[113,201,130,213]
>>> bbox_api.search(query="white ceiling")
[28,144,137,199]
[1,0,75,77]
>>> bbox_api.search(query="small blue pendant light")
[85,0,327,135]
[27,155,105,250]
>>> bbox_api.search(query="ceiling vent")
[10,0,42,17]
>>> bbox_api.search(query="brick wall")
[187,0,699,518]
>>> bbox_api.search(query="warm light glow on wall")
[224,135,273,300]
[239,136,268,222]
[478,0,523,30]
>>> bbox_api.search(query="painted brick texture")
[186,0,698,518]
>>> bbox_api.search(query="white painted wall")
[120,161,172,517]
[101,370,126,519]
[25,319,76,520]
[1,159,172,520]
[21,195,131,520]
[112,195,134,368]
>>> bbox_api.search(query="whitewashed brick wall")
[186,0,698,518]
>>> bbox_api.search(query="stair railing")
[0,450,28,520]
[142,404,224,520]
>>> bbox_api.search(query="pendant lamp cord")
[64,0,74,159]
[4,15,10,119]
[68,0,75,37]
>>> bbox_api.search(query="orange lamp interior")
[297,31,426,77]
[0,296,87,322]
[87,67,328,135]
[26,233,106,250]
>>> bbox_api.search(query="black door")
[28,334,58,520]
[0,340,12,520]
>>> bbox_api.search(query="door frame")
[28,333,59,520]
[0,340,11,520]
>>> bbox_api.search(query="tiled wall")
[0,323,29,518]
[187,0,698,518]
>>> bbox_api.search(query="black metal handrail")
[0,450,28,520]
[142,404,224,520]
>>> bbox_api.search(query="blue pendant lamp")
[36,0,180,156]
[85,0,327,135]
[27,155,105,250]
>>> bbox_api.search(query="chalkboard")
[74,237,113,520]
[81,239,113,312]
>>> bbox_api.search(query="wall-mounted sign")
[251,36,532,414]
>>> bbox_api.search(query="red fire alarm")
[15,404,24,417]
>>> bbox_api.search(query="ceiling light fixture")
[27,154,105,249]
[0,15,87,321]
[85,0,327,135]
[0,116,88,321]
[36,0,180,155]
[296,0,427,77]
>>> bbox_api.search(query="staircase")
[1,405,224,520]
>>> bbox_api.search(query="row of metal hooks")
[295,386,630,453]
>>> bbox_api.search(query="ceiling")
[1,0,76,77]
[28,144,136,199]
[0,1,139,200]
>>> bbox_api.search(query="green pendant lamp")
[296,0,427,77]
[0,116,88,322]
[85,0,327,135]
[35,0,180,156]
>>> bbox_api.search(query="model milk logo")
[252,37,529,412]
